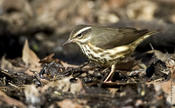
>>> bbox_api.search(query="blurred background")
[0,0,175,64]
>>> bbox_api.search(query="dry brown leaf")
[60,61,79,68]
[153,80,175,105]
[24,85,40,104]
[127,0,157,21]
[57,99,84,108]
[40,53,57,63]
[2,0,33,17]
[147,50,171,62]
[1,56,24,72]
[0,90,26,108]
[22,40,41,75]
[151,58,175,105]
[107,0,126,8]
[22,40,40,67]
[0,40,42,76]
[40,76,84,94]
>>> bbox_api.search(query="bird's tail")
[129,30,157,51]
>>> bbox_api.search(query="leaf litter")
[0,39,173,108]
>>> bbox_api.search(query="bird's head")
[63,25,92,45]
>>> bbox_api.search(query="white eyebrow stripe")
[74,26,91,36]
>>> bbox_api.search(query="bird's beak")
[63,39,73,46]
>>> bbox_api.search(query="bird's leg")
[104,64,116,82]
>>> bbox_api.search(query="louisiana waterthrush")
[64,25,156,82]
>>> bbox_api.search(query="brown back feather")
[89,26,150,49]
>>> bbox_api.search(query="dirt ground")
[0,0,175,108]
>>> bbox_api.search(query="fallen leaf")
[22,40,41,75]
[153,80,175,105]
[24,85,40,104]
[147,50,172,62]
[40,53,56,63]
[127,0,157,21]
[40,76,84,94]
[57,99,84,108]
[0,90,26,108]
[150,58,175,105]
[1,56,25,73]
[60,61,79,68]
[22,40,40,67]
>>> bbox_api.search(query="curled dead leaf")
[22,40,40,67]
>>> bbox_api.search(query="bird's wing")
[89,27,149,49]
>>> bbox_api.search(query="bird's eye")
[76,33,82,37]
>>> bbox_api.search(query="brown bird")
[64,25,156,82]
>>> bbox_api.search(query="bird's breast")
[78,43,131,66]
